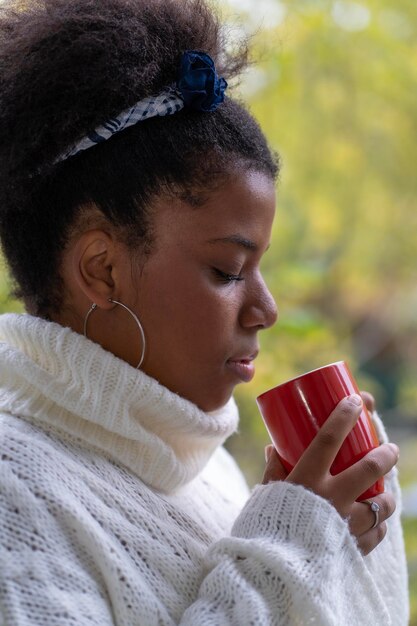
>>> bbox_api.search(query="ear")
[72,230,117,308]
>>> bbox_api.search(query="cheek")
[138,270,238,343]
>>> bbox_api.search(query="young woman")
[0,0,408,624]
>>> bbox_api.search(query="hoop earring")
[83,299,146,369]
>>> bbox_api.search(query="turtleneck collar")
[0,313,239,493]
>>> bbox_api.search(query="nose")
[239,274,278,330]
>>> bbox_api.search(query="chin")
[169,375,236,413]
[194,388,234,413]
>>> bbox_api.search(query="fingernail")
[265,445,273,462]
[388,443,400,459]
[348,394,362,406]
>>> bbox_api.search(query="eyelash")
[213,268,244,283]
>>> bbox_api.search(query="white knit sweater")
[0,314,409,625]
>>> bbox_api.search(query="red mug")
[256,361,383,501]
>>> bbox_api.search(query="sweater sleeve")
[181,414,408,625]
[182,481,394,626]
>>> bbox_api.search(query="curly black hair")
[0,0,279,316]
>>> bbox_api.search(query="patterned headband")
[55,50,228,164]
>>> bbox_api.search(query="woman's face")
[128,169,278,411]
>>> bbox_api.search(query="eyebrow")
[206,234,260,252]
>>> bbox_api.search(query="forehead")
[152,170,276,250]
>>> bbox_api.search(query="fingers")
[348,493,396,538]
[356,521,388,556]
[360,390,375,414]
[334,442,399,502]
[262,445,288,484]
[292,395,363,480]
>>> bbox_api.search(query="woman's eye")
[213,268,244,283]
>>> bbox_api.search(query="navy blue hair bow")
[177,50,228,112]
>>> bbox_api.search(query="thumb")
[262,445,288,484]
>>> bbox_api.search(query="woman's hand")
[262,393,399,555]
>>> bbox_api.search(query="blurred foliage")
[0,260,23,314]
[216,0,417,483]
[404,517,417,625]
[221,1,417,619]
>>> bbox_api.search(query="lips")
[226,350,258,383]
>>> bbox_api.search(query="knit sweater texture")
[0,313,409,625]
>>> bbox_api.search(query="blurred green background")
[221,0,417,622]
[0,0,415,621]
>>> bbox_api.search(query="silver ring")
[363,499,380,529]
